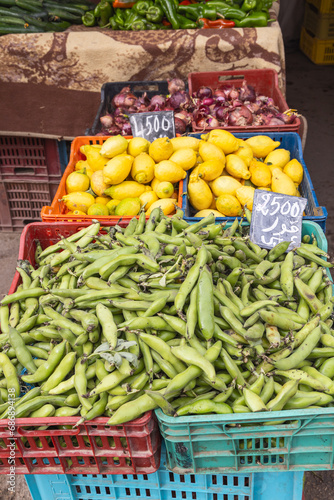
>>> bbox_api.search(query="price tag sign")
[129,111,175,142]
[250,189,308,251]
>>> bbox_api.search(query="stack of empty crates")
[0,136,67,231]
[300,0,334,64]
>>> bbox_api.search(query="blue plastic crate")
[25,445,304,500]
[182,132,327,232]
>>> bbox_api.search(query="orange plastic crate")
[41,136,183,223]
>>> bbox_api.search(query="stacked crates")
[300,0,334,64]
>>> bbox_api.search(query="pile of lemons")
[63,130,304,219]
[187,130,304,218]
[63,135,195,217]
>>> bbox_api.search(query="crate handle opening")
[132,84,160,93]
[218,75,245,81]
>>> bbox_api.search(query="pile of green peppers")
[0,208,334,428]
[82,0,274,31]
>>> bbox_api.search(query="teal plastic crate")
[182,132,327,232]
[155,221,334,475]
[25,445,304,500]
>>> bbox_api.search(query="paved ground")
[0,47,333,499]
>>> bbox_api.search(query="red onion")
[107,125,122,135]
[196,117,210,129]
[167,91,191,110]
[201,97,214,107]
[100,114,114,128]
[114,107,126,117]
[245,102,260,114]
[232,99,243,108]
[215,95,226,105]
[168,79,185,95]
[121,122,132,135]
[123,93,137,108]
[275,113,296,124]
[215,106,228,122]
[175,111,192,126]
[213,89,226,99]
[148,94,166,111]
[267,117,286,126]
[198,104,211,115]
[229,88,239,100]
[207,117,219,128]
[239,81,256,103]
[114,115,128,126]
[112,87,130,108]
[174,117,187,134]
[228,105,253,126]
[196,87,212,99]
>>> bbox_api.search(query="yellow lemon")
[144,185,152,191]
[216,194,242,217]
[95,196,111,205]
[149,137,173,162]
[151,177,161,192]
[199,140,225,164]
[131,153,155,184]
[271,168,297,196]
[62,192,95,213]
[249,159,265,174]
[204,129,239,155]
[235,186,255,211]
[225,155,250,180]
[115,198,141,217]
[84,147,109,171]
[189,165,200,182]
[169,148,197,171]
[100,135,128,158]
[188,177,213,211]
[234,140,254,166]
[265,149,290,169]
[146,198,177,216]
[170,136,200,151]
[283,159,303,185]
[80,144,101,154]
[155,181,175,199]
[195,209,222,218]
[127,137,150,157]
[210,176,242,197]
[258,187,271,191]
[72,210,87,216]
[87,203,109,216]
[154,160,186,183]
[106,199,121,215]
[197,159,225,182]
[103,155,134,185]
[104,181,146,200]
[139,191,159,210]
[65,171,90,194]
[209,197,217,209]
[75,160,90,171]
[90,170,110,197]
[250,164,272,187]
[245,136,280,158]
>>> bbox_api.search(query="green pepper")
[234,11,269,26]
[114,7,125,27]
[125,10,145,29]
[241,0,256,12]
[146,5,164,23]
[256,0,264,10]
[157,0,180,29]
[176,13,197,29]
[178,4,217,21]
[94,1,113,27]
[131,17,147,29]
[133,0,154,16]
[82,10,96,27]
[207,1,246,20]
[109,15,119,29]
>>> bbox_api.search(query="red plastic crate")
[188,69,301,135]
[0,178,61,232]
[0,415,161,475]
[0,136,62,180]
[1,221,161,475]
[41,136,183,223]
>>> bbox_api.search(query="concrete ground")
[0,47,333,499]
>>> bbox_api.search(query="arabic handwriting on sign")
[250,189,308,251]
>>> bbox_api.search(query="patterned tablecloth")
[0,5,284,140]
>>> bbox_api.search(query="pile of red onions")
[97,78,193,136]
[191,81,298,130]
[97,79,298,136]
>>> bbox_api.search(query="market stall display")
[92,71,300,137]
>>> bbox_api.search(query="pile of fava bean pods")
[0,209,334,427]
